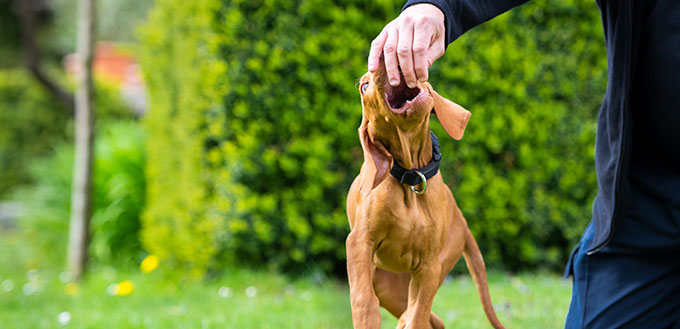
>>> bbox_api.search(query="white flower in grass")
[245,286,257,298]
[107,283,118,296]
[59,271,71,284]
[168,304,187,316]
[2,279,14,292]
[299,290,312,301]
[218,286,232,298]
[22,283,36,295]
[58,311,71,326]
[26,269,39,282]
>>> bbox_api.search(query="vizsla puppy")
[346,61,506,329]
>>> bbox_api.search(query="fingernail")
[390,79,398,86]
[407,82,416,88]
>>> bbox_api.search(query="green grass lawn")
[0,232,572,329]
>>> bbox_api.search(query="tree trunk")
[67,0,96,281]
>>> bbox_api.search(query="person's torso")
[630,0,680,171]
[622,0,680,250]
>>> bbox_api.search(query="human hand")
[368,3,446,88]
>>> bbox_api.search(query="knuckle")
[397,47,411,56]
[383,44,396,53]
[412,44,427,55]
[414,15,429,25]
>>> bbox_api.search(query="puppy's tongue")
[385,72,420,110]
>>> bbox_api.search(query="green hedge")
[140,0,606,275]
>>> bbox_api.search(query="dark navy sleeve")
[403,0,529,45]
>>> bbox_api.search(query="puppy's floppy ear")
[424,82,471,140]
[358,115,392,199]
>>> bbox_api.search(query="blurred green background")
[0,0,606,327]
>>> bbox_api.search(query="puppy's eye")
[361,82,369,94]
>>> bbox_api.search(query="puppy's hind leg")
[373,268,445,329]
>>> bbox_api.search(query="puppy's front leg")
[346,229,380,329]
[398,261,442,329]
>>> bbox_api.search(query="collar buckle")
[389,131,442,194]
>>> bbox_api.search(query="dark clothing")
[566,222,680,328]
[401,0,680,327]
[590,0,680,254]
[403,0,680,257]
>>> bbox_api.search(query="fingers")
[368,4,446,85]
[368,29,388,72]
[412,19,431,83]
[383,27,401,86]
[396,20,417,88]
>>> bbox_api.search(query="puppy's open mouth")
[385,72,424,113]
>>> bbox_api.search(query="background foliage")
[0,69,132,199]
[47,0,154,54]
[140,0,606,276]
[12,120,146,265]
[0,69,70,197]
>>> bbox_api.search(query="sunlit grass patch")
[0,232,571,328]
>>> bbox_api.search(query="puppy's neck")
[381,118,432,170]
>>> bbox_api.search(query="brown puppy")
[346,61,506,329]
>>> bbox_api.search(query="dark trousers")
[564,178,680,329]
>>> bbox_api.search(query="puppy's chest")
[365,191,450,272]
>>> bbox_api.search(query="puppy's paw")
[396,318,408,329]
[397,310,442,329]
[429,312,445,329]
[396,309,411,329]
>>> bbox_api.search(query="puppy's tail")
[463,228,507,329]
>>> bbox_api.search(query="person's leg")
[565,241,680,328]
[564,208,680,328]
[582,248,680,328]
[578,172,680,329]
[564,223,594,329]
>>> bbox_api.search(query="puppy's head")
[356,60,471,198]
[358,60,470,140]
[358,61,432,131]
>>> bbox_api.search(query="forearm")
[403,0,529,45]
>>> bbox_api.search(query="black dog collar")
[389,131,441,188]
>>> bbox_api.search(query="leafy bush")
[0,68,132,199]
[14,121,146,265]
[0,69,71,197]
[140,0,605,275]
